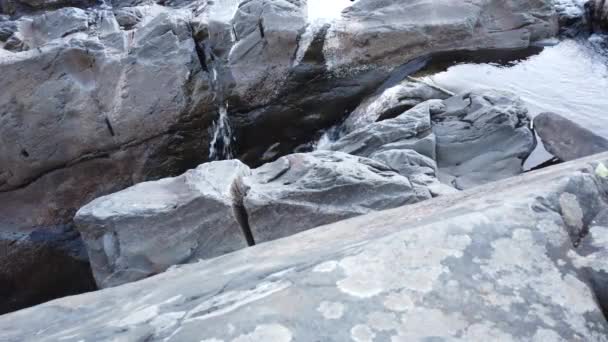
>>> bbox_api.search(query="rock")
[0,19,16,41]
[0,225,96,315]
[369,149,458,197]
[2,153,608,340]
[0,7,214,229]
[75,151,432,288]
[590,0,608,30]
[74,160,251,288]
[433,90,536,190]
[534,112,608,161]
[328,100,445,160]
[324,0,558,72]
[26,7,90,47]
[551,0,589,27]
[243,151,431,243]
[3,31,24,51]
[341,78,452,134]
[113,6,143,29]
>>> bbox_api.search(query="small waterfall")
[209,104,234,160]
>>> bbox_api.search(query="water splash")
[209,105,234,160]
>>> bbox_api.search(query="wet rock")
[225,0,557,164]
[433,90,536,190]
[2,31,24,51]
[341,78,452,134]
[534,112,608,161]
[0,19,16,41]
[2,154,608,340]
[243,151,431,243]
[74,160,251,288]
[591,0,608,30]
[0,225,96,315]
[552,0,589,27]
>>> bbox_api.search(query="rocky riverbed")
[1,0,608,340]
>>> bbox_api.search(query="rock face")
[2,153,608,341]
[535,112,608,161]
[591,0,608,30]
[0,225,96,315]
[0,5,214,230]
[76,151,432,287]
[74,160,251,288]
[0,0,558,231]
[433,90,536,189]
[243,151,430,243]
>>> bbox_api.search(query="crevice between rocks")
[230,175,256,246]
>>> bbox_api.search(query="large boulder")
[0,6,214,229]
[75,151,433,288]
[2,153,608,341]
[535,111,608,161]
[74,160,252,288]
[0,225,96,315]
[433,90,536,189]
[242,151,431,243]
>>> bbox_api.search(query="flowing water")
[208,105,234,160]
[421,37,608,167]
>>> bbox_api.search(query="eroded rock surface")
[2,153,608,341]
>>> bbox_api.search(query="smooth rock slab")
[535,111,608,161]
[75,160,251,288]
[2,153,608,341]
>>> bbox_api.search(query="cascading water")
[208,104,234,160]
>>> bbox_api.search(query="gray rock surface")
[243,151,431,243]
[329,100,444,161]
[340,78,452,134]
[75,151,433,288]
[0,0,559,230]
[0,6,214,228]
[0,225,96,315]
[433,90,536,189]
[535,112,608,161]
[2,153,608,341]
[74,160,251,288]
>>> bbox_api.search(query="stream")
[421,36,608,167]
